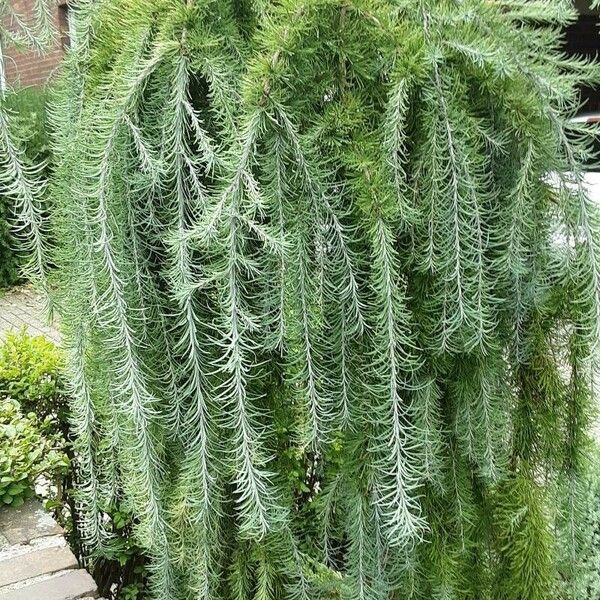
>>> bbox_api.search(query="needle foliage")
[47,0,600,598]
[0,0,52,286]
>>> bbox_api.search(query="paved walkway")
[0,286,60,345]
[0,500,100,599]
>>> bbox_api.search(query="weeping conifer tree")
[46,0,600,597]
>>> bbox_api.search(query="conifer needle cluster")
[0,0,52,283]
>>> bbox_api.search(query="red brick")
[2,0,67,87]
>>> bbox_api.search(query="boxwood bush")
[0,329,67,425]
[0,397,68,507]
[0,330,68,506]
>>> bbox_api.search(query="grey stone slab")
[0,545,78,587]
[0,534,8,551]
[0,570,98,600]
[0,501,62,545]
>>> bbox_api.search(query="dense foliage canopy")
[45,0,600,598]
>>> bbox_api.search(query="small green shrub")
[0,330,67,425]
[0,332,69,508]
[92,503,149,600]
[0,398,68,507]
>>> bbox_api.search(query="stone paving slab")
[0,285,60,345]
[0,569,98,600]
[0,500,62,546]
[0,545,78,587]
[0,501,100,600]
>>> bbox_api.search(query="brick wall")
[2,0,68,88]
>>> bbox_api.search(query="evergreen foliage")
[0,1,52,287]
[0,87,52,288]
[0,190,17,286]
[560,443,600,599]
[47,0,600,597]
